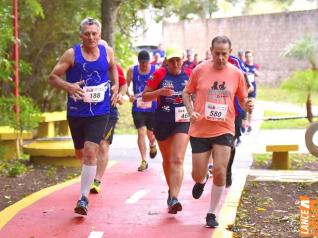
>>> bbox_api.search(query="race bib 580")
[204,102,228,121]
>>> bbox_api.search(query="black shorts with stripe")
[103,117,118,144]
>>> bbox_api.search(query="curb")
[0,176,80,230]
[0,160,117,230]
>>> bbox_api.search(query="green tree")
[0,0,43,93]
[281,35,318,70]
[242,0,295,14]
[281,35,318,122]
[0,0,42,159]
[103,0,228,45]
[3,0,251,113]
[102,0,179,46]
[281,70,318,122]
[114,33,135,70]
[19,0,100,111]
[0,2,14,88]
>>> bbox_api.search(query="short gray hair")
[80,17,102,34]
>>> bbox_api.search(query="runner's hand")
[129,95,135,103]
[244,98,254,113]
[68,80,85,102]
[190,111,201,122]
[160,86,174,96]
[117,94,124,105]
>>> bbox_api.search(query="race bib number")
[247,73,255,83]
[175,106,190,122]
[83,83,106,103]
[205,102,228,121]
[136,97,152,109]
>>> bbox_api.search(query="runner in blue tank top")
[244,49,260,133]
[126,50,158,172]
[142,47,192,214]
[48,18,119,216]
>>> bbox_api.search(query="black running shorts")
[67,114,109,149]
[154,121,190,141]
[103,117,118,144]
[190,133,234,153]
[132,111,155,130]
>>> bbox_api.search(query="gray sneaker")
[206,213,219,228]
[168,197,182,214]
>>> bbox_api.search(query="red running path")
[0,161,228,238]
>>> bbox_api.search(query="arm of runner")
[106,46,119,106]
[117,84,127,105]
[182,89,200,122]
[182,70,200,122]
[126,67,136,103]
[248,84,254,93]
[244,74,253,91]
[240,97,254,114]
[48,48,85,101]
[254,69,261,77]
[142,85,174,102]
[254,64,261,77]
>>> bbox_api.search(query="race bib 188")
[136,97,152,109]
[83,84,106,103]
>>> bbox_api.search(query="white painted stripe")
[88,231,104,238]
[161,173,166,181]
[125,189,148,204]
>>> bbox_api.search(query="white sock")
[80,164,97,199]
[208,184,225,214]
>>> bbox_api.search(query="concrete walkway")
[249,169,318,182]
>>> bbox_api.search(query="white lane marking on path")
[161,173,166,181]
[125,189,149,204]
[88,231,104,238]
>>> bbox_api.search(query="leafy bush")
[281,70,318,93]
[114,33,135,70]
[46,165,58,179]
[6,160,27,177]
[0,96,41,131]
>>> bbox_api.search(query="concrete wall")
[162,10,318,85]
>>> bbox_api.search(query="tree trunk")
[101,0,123,47]
[306,93,313,123]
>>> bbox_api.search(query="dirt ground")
[0,161,80,211]
[232,179,318,238]
[231,155,318,238]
